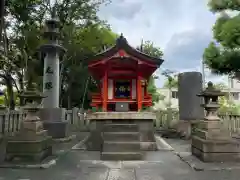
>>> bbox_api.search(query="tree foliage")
[137,40,164,105]
[0,0,116,109]
[203,0,240,78]
[163,76,178,89]
[213,82,240,114]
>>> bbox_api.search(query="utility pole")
[201,58,206,89]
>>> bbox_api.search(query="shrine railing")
[155,110,240,136]
[0,108,88,135]
[1,108,240,137]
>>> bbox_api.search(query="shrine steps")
[101,152,142,161]
[101,123,143,161]
[103,132,139,141]
[103,123,138,132]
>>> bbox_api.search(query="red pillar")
[137,73,142,111]
[103,70,108,111]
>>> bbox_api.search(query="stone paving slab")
[164,138,240,171]
[2,135,240,179]
[176,151,240,171]
[107,169,135,180]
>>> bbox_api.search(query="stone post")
[177,72,205,138]
[6,87,52,162]
[0,105,6,163]
[39,11,68,138]
[192,82,240,162]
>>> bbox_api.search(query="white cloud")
[98,0,227,87]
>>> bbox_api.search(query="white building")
[154,78,240,110]
[154,88,179,110]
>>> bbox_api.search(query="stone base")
[140,142,157,151]
[43,121,69,139]
[192,136,240,162]
[39,108,66,122]
[0,136,6,163]
[6,136,52,162]
[86,118,156,151]
[39,108,68,138]
[101,152,143,161]
[177,120,199,139]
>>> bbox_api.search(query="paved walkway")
[1,137,240,180]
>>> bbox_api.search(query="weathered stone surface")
[177,120,196,139]
[197,120,222,130]
[140,142,157,151]
[178,72,204,121]
[6,136,52,162]
[192,146,240,162]
[193,129,230,140]
[39,108,66,122]
[101,152,143,161]
[107,169,135,180]
[43,121,69,138]
[192,136,240,153]
[22,121,44,132]
[103,123,138,132]
[0,136,6,163]
[8,130,48,141]
[7,137,52,153]
[87,112,156,120]
[103,132,139,141]
[103,141,141,152]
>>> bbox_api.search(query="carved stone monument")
[192,82,240,162]
[177,72,205,138]
[39,10,68,138]
[6,87,52,162]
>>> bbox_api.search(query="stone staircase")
[101,123,143,161]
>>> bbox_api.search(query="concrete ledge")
[72,134,90,150]
[176,151,240,171]
[53,134,77,143]
[154,135,174,151]
[0,157,57,169]
[86,112,156,120]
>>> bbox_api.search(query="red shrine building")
[88,35,164,112]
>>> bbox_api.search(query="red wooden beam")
[137,72,142,111]
[102,70,108,111]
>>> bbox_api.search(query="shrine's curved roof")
[88,34,164,66]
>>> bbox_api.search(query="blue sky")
[97,0,228,87]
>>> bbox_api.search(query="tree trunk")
[19,75,24,106]
[6,78,15,110]
[67,93,71,109]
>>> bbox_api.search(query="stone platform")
[86,112,157,120]
[86,112,157,160]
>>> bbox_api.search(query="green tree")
[161,70,178,108]
[0,0,113,109]
[214,82,240,114]
[138,40,163,58]
[137,40,164,105]
[163,75,178,89]
[203,0,240,79]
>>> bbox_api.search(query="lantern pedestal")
[192,82,240,162]
[6,89,52,162]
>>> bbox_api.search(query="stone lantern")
[199,81,225,120]
[6,85,52,162]
[192,81,240,162]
